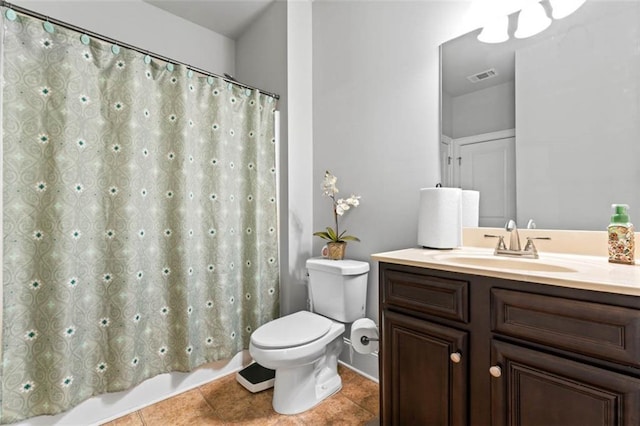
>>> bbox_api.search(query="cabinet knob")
[450,352,462,363]
[489,365,502,378]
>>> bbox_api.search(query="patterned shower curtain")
[0,8,279,423]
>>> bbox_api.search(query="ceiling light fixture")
[514,0,551,39]
[477,15,510,43]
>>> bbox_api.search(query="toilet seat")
[251,311,332,349]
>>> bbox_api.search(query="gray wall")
[449,81,515,139]
[14,0,235,75]
[311,0,474,325]
[516,4,640,230]
[311,0,477,377]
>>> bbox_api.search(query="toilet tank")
[306,258,370,323]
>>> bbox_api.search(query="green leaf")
[314,227,359,243]
[337,229,360,242]
[313,231,332,241]
[326,227,337,241]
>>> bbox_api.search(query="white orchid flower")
[322,171,339,196]
[346,195,360,207]
[337,199,351,215]
[314,171,362,245]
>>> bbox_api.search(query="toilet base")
[271,337,343,415]
[272,364,342,415]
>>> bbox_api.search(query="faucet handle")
[527,219,536,229]
[523,236,551,255]
[525,236,551,244]
[484,234,506,251]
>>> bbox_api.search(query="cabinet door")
[491,340,640,426]
[381,310,468,426]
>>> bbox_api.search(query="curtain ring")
[4,8,17,21]
[43,17,55,33]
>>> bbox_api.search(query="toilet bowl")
[249,258,370,415]
[249,310,345,414]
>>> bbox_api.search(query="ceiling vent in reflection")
[467,68,498,83]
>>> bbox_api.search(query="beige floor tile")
[140,388,224,425]
[272,416,307,426]
[199,373,251,407]
[200,375,284,424]
[341,373,380,415]
[106,366,379,426]
[338,364,361,384]
[296,394,377,426]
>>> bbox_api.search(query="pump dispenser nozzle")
[611,204,631,224]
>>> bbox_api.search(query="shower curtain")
[0,8,279,423]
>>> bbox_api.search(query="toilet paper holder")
[359,335,379,346]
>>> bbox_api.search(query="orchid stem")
[332,195,339,241]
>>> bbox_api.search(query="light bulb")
[515,1,551,39]
[478,15,510,44]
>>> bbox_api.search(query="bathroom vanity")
[372,248,640,426]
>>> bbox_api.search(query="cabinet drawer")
[492,288,640,367]
[383,269,469,322]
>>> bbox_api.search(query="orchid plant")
[313,171,361,243]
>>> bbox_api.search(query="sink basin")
[433,255,578,273]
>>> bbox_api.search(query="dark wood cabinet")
[379,262,640,426]
[381,309,468,425]
[491,340,640,426]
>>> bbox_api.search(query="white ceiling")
[143,0,275,39]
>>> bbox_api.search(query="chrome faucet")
[484,219,550,259]
[505,219,521,251]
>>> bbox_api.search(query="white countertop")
[372,247,640,297]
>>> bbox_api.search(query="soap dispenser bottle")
[608,204,635,265]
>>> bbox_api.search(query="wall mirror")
[440,0,640,231]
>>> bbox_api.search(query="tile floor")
[102,364,379,425]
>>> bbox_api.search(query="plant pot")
[326,242,347,260]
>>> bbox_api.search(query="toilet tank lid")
[306,258,369,275]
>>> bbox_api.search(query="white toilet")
[249,258,370,415]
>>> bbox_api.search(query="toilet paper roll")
[462,190,480,227]
[417,187,462,249]
[351,318,378,354]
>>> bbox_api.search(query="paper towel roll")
[351,318,378,354]
[462,190,480,227]
[417,187,462,249]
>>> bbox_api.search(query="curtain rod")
[0,1,280,100]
